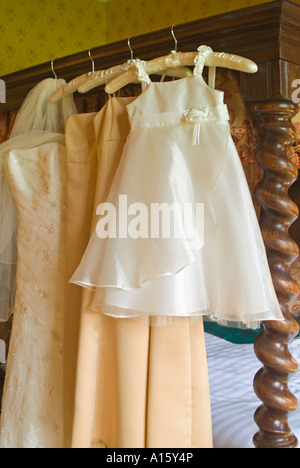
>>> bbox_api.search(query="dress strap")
[194,45,216,89]
[208,67,216,90]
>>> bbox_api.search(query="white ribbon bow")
[183,106,211,145]
[127,59,151,85]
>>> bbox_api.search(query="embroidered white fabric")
[0,79,75,322]
[0,78,77,448]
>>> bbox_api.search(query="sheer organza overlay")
[0,79,76,322]
[71,50,283,329]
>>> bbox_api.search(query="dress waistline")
[130,104,229,129]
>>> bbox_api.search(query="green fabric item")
[204,319,300,344]
[204,322,262,344]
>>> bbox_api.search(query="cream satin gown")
[69,96,213,448]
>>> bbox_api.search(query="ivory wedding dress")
[71,46,283,329]
[0,79,77,448]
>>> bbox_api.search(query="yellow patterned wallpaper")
[1,0,300,76]
[0,0,107,76]
[105,0,274,44]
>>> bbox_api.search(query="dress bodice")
[126,45,225,120]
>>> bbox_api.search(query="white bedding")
[205,332,300,449]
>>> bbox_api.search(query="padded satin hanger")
[105,45,258,94]
[76,38,144,94]
[78,33,193,94]
[49,49,97,103]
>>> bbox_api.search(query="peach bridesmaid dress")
[68,95,213,449]
[64,110,98,448]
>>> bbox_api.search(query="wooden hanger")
[78,34,193,94]
[105,46,258,94]
[49,49,98,103]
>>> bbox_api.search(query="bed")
[205,331,300,449]
[1,0,300,449]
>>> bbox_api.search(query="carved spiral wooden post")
[252,101,300,449]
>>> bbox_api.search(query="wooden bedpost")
[251,100,300,448]
[239,2,300,446]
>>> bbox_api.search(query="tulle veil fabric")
[0,78,77,322]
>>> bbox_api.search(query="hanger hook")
[171,24,178,53]
[128,36,134,61]
[51,58,58,79]
[88,48,95,73]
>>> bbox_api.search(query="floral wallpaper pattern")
[104,0,273,44]
[0,0,106,76]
